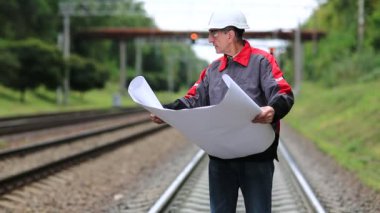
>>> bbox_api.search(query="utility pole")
[312,7,318,55]
[59,3,73,105]
[135,38,143,76]
[293,25,302,95]
[357,0,365,51]
[167,57,174,92]
[186,53,192,88]
[119,41,127,94]
[58,0,138,104]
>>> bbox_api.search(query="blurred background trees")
[287,0,380,87]
[0,0,207,102]
[2,0,379,102]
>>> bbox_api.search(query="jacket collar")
[219,40,251,72]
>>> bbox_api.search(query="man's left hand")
[252,106,274,124]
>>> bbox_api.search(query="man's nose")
[208,35,214,43]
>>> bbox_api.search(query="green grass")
[0,83,185,117]
[285,80,380,190]
[2,80,379,191]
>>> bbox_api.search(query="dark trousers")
[208,158,274,213]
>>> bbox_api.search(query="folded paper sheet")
[128,74,275,159]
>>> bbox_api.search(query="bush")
[321,49,380,87]
[0,38,63,101]
[69,55,110,94]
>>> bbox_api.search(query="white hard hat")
[207,9,249,29]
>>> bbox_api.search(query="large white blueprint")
[128,74,275,159]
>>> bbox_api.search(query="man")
[151,9,294,213]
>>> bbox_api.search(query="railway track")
[0,111,167,197]
[0,109,329,212]
[0,114,373,212]
[0,107,143,136]
[148,141,326,213]
[0,118,150,158]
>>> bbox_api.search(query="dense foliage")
[0,0,59,41]
[284,0,380,190]
[290,0,380,87]
[0,39,63,102]
[0,0,207,103]
[69,54,110,94]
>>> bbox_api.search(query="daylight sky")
[136,0,323,62]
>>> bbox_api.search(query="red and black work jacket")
[164,40,294,161]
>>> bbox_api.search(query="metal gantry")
[77,27,325,93]
[58,0,140,104]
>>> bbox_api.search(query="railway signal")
[190,33,199,44]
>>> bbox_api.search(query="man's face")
[208,29,230,54]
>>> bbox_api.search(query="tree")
[292,0,380,86]
[0,50,21,90]
[366,0,380,50]
[69,55,110,96]
[0,39,63,102]
[0,0,59,41]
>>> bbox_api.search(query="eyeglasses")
[208,27,233,38]
[208,29,220,38]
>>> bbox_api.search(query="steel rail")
[0,124,169,196]
[0,119,150,159]
[279,140,326,213]
[148,149,206,213]
[0,107,144,136]
[0,107,141,122]
[148,140,326,213]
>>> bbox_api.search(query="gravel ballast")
[1,120,378,212]
[281,123,380,212]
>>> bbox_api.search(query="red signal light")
[190,33,198,44]
[190,33,198,40]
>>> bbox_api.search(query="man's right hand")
[150,114,165,124]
